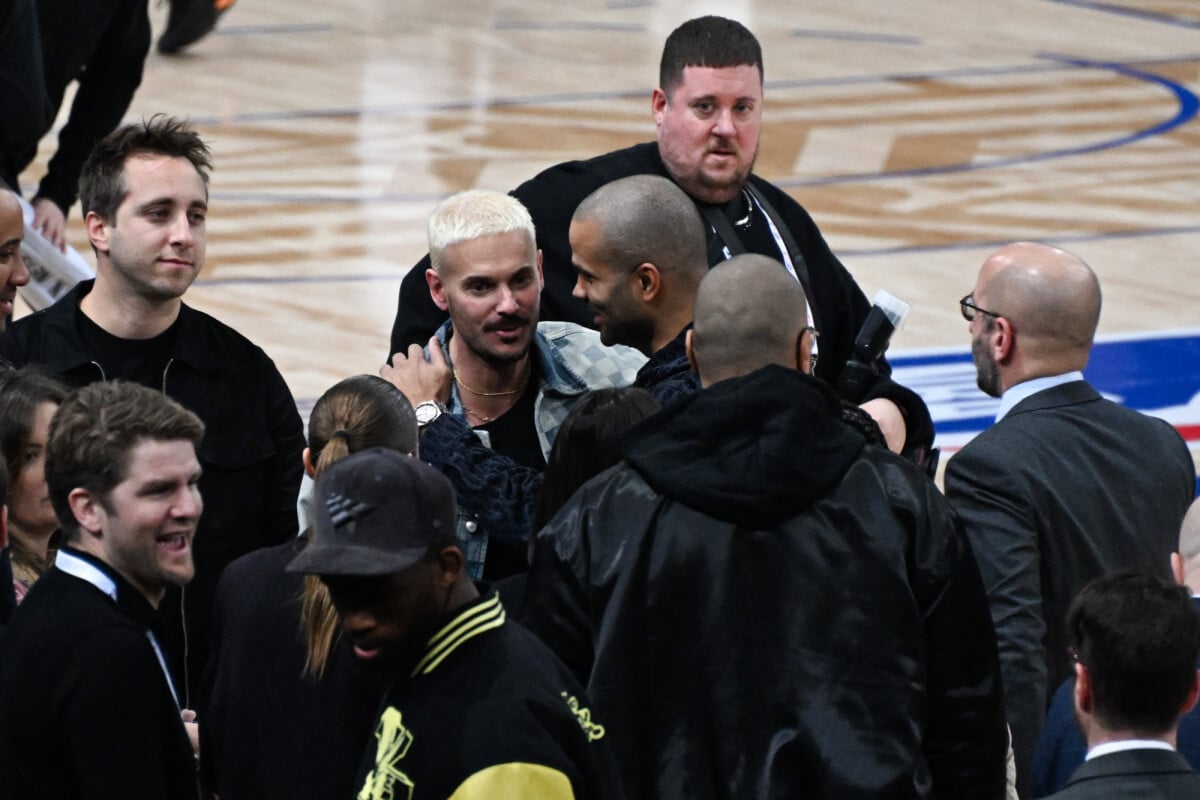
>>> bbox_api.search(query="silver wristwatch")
[415,400,447,429]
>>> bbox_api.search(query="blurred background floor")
[15,0,1200,470]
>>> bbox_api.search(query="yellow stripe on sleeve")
[448,762,576,800]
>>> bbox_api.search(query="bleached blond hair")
[427,189,535,274]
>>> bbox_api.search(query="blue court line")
[184,52,1200,127]
[205,53,1199,206]
[774,54,1199,188]
[215,23,333,37]
[191,223,1200,288]
[791,29,922,45]
[1045,0,1200,30]
[494,20,643,32]
[835,224,1200,259]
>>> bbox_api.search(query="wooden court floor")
[14,0,1200,468]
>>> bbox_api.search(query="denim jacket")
[421,320,645,578]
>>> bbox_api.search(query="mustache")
[483,314,531,332]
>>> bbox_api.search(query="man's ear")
[1073,661,1092,715]
[633,263,661,301]
[1182,670,1200,716]
[992,317,1015,364]
[435,546,464,586]
[85,212,111,256]
[685,328,698,375]
[302,447,315,478]
[797,327,814,375]
[426,268,449,312]
[651,88,668,126]
[536,249,545,290]
[67,488,105,540]
[0,505,8,551]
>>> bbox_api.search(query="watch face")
[416,402,442,425]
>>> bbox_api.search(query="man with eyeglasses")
[944,241,1195,799]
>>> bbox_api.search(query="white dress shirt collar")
[995,371,1084,422]
[1086,739,1174,760]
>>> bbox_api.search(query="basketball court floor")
[14,0,1200,478]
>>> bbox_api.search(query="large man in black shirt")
[392,15,933,461]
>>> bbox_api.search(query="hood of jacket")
[623,364,866,527]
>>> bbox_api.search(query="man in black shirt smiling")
[2,117,305,702]
[0,381,204,798]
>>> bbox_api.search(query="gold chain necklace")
[460,400,496,425]
[453,363,530,398]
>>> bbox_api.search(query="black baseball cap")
[286,448,457,576]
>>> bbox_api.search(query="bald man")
[524,254,1007,799]
[0,189,31,343]
[1034,498,1200,796]
[945,241,1195,799]
[569,174,706,405]
[0,190,30,319]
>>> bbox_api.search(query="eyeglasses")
[801,326,820,374]
[959,294,1002,322]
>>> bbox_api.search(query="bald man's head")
[0,190,30,331]
[688,254,809,386]
[570,175,708,354]
[573,174,708,287]
[978,242,1100,352]
[969,242,1101,392]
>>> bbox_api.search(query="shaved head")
[1,189,30,331]
[0,189,20,219]
[570,175,708,354]
[690,254,807,385]
[968,242,1102,394]
[978,242,1101,355]
[573,174,708,287]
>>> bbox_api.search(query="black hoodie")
[523,365,1007,800]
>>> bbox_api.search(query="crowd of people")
[0,13,1197,800]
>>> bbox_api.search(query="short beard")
[972,327,1001,398]
[601,314,655,356]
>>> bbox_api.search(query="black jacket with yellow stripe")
[355,591,621,800]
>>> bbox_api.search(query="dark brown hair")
[79,115,212,221]
[46,381,203,541]
[659,16,762,97]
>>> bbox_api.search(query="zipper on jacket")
[160,358,190,707]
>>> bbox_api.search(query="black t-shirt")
[474,361,544,579]
[702,189,783,269]
[76,310,179,385]
[476,359,546,473]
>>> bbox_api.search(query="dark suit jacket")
[944,380,1196,798]
[1033,597,1200,796]
[1043,748,1200,799]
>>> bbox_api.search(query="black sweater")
[0,550,200,799]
